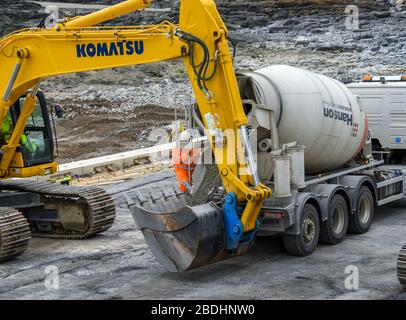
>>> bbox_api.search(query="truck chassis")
[259,158,406,257]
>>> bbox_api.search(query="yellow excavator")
[398,244,406,286]
[0,0,271,267]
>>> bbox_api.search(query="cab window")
[19,95,53,166]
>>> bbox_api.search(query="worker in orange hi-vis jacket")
[172,130,201,192]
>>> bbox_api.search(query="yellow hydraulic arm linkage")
[0,0,271,271]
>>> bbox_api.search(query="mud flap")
[126,184,235,272]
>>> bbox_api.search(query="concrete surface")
[1,171,406,300]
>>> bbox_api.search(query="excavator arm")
[0,0,271,271]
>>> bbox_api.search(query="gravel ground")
[0,172,405,300]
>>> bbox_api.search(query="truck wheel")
[348,186,374,234]
[320,194,349,245]
[283,203,320,256]
[397,244,406,286]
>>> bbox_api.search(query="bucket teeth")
[126,182,231,272]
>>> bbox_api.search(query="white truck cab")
[348,75,406,162]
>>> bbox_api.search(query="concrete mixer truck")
[127,64,406,272]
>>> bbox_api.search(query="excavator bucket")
[126,183,234,272]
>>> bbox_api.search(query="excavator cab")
[2,92,58,177]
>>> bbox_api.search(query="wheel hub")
[332,206,345,234]
[359,196,371,224]
[303,217,316,244]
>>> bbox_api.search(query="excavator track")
[0,207,31,262]
[397,244,406,286]
[0,180,116,239]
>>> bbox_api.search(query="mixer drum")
[243,65,368,174]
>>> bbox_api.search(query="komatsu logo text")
[76,41,144,58]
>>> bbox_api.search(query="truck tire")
[283,203,320,256]
[397,244,406,286]
[320,194,349,245]
[348,186,374,234]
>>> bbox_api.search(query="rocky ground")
[1,0,406,162]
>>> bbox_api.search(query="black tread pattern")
[348,186,374,235]
[0,207,31,262]
[320,194,348,245]
[283,203,320,256]
[0,180,116,239]
[126,182,190,215]
[397,244,406,286]
[283,233,307,256]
